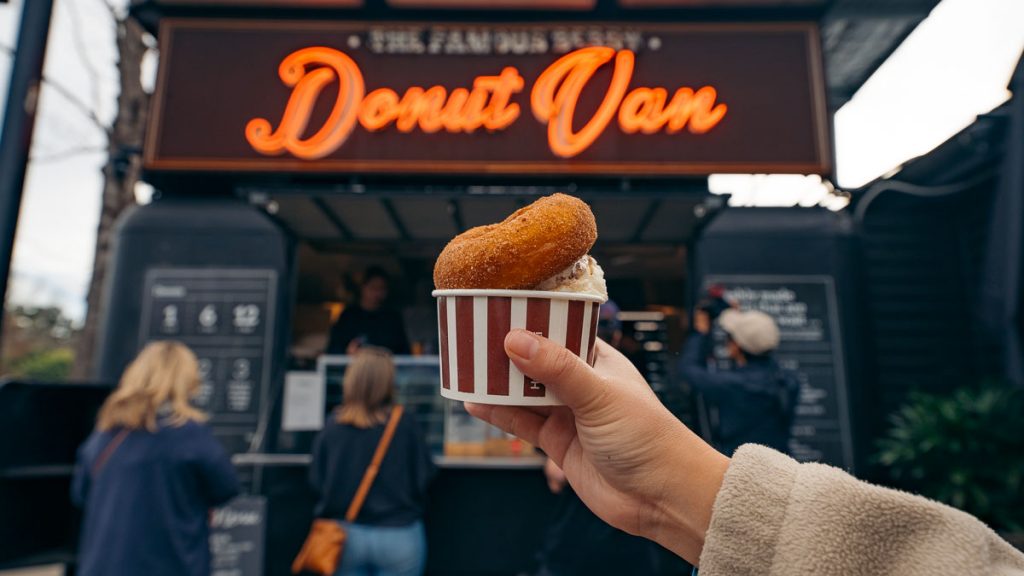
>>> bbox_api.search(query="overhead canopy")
[251,188,706,282]
[262,190,708,249]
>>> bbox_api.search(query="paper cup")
[432,289,607,406]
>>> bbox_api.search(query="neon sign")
[245,46,727,160]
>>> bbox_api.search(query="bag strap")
[344,405,403,522]
[91,429,130,477]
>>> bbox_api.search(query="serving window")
[263,188,705,455]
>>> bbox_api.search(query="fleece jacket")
[699,445,1024,575]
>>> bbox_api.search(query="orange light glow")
[246,46,727,160]
[532,47,634,158]
[357,66,525,134]
[246,47,365,160]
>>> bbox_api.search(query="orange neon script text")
[246,46,727,160]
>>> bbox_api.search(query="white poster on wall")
[281,371,325,431]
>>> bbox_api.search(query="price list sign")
[210,496,266,576]
[139,269,277,450]
[705,275,853,470]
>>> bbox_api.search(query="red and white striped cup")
[432,289,607,406]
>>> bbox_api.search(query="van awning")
[249,189,705,245]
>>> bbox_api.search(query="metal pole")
[0,0,55,339]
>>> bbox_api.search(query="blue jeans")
[335,520,426,576]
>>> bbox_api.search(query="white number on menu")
[232,359,251,381]
[199,305,218,329]
[162,305,179,331]
[233,304,261,330]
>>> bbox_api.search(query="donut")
[434,193,597,290]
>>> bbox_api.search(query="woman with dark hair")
[310,347,435,576]
[327,267,411,355]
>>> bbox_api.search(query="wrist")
[648,426,730,565]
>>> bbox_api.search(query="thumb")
[504,329,609,412]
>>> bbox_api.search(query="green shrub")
[8,347,75,382]
[875,384,1024,531]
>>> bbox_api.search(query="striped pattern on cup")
[436,295,601,404]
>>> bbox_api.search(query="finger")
[522,405,554,418]
[464,403,545,447]
[468,403,551,419]
[534,406,577,463]
[466,402,577,462]
[504,330,612,414]
[592,339,661,403]
[591,338,642,378]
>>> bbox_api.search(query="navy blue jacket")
[679,333,799,456]
[310,409,435,526]
[71,420,239,576]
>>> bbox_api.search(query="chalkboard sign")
[139,268,278,453]
[210,496,266,576]
[704,275,853,469]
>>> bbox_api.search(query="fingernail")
[506,330,540,360]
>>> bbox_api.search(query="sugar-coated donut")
[433,193,597,290]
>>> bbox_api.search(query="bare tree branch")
[30,145,108,163]
[41,77,110,133]
[73,13,149,379]
[63,0,104,113]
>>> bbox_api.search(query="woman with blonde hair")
[309,346,436,576]
[71,341,239,576]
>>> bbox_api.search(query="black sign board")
[705,275,853,469]
[139,268,278,451]
[146,20,830,176]
[620,0,823,6]
[210,496,266,576]
[153,0,363,5]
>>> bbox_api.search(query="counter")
[232,453,546,469]
[234,453,554,575]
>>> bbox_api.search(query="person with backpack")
[679,308,799,456]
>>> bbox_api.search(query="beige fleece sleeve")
[698,444,1024,576]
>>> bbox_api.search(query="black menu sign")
[210,496,266,576]
[705,275,853,469]
[139,268,277,452]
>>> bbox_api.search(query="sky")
[0,0,125,322]
[0,0,1023,324]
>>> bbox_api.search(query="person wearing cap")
[679,308,799,457]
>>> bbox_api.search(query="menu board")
[210,496,266,576]
[139,268,278,452]
[704,275,853,469]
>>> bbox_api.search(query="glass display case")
[319,355,446,455]
[317,355,536,461]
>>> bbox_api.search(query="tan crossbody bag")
[291,405,404,575]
